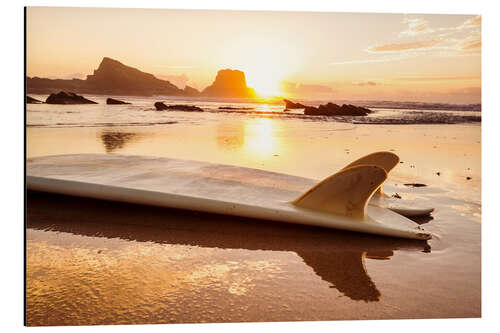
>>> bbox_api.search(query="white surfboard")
[26,154,432,240]
[344,152,435,217]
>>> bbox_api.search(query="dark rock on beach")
[106,98,130,105]
[26,96,43,104]
[45,91,97,104]
[283,99,307,109]
[304,103,372,116]
[154,102,203,112]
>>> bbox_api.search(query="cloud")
[329,56,406,65]
[367,40,439,53]
[437,15,481,37]
[458,15,481,30]
[354,81,377,86]
[395,76,480,82]
[363,15,481,58]
[280,81,334,97]
[329,15,481,68]
[457,34,481,53]
[366,33,480,57]
[399,17,434,37]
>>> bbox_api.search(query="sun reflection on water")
[243,118,280,157]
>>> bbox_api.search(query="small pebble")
[436,172,440,176]
[466,177,471,180]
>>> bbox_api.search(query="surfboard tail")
[292,165,388,219]
[341,151,400,197]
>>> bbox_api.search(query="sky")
[26,7,481,103]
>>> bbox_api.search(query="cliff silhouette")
[85,57,187,96]
[27,57,256,98]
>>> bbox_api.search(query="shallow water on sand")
[25,105,481,325]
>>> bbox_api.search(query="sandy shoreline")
[25,119,481,325]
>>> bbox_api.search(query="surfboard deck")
[26,154,432,240]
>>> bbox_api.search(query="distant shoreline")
[27,92,482,112]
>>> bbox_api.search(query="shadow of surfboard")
[26,191,430,302]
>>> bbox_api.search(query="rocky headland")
[26,57,259,99]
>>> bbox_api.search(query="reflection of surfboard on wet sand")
[27,152,433,240]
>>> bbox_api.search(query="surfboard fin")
[292,165,387,219]
[341,152,399,196]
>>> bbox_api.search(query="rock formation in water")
[106,98,131,105]
[283,99,307,109]
[27,58,263,99]
[26,96,43,104]
[27,57,191,96]
[304,103,372,116]
[202,69,256,98]
[154,102,203,112]
[45,91,97,104]
[85,57,185,96]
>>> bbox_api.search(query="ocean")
[27,94,481,129]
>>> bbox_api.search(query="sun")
[245,67,283,97]
[238,45,298,98]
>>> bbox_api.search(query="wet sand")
[26,117,481,325]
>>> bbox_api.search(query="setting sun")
[244,65,285,97]
[230,38,300,97]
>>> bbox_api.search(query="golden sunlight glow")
[26,8,481,103]
[243,118,279,157]
[245,66,284,97]
[236,39,299,97]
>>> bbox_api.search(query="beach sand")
[26,117,481,325]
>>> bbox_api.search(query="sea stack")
[202,69,256,98]
[85,57,186,96]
